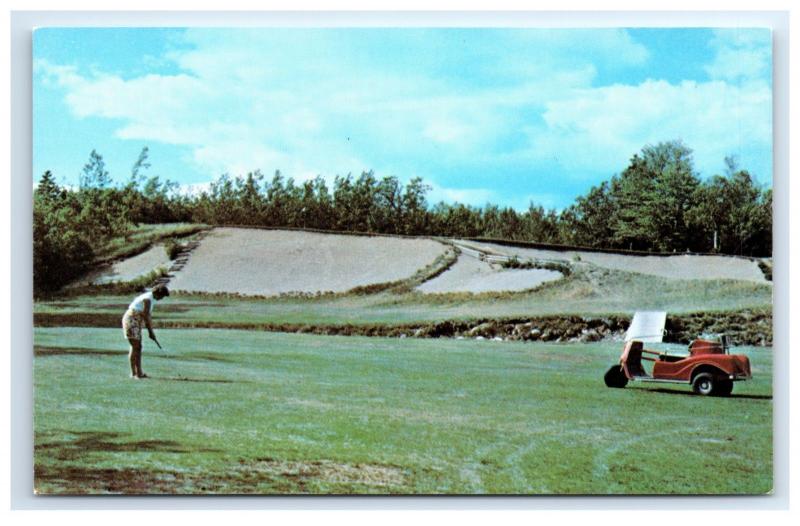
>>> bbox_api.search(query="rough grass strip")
[33,308,773,346]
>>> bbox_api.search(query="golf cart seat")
[658,353,685,363]
[689,338,727,356]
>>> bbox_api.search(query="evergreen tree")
[80,149,111,189]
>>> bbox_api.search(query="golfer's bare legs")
[136,346,148,378]
[128,338,143,378]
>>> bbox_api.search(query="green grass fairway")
[34,328,772,495]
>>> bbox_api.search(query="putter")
[152,337,163,350]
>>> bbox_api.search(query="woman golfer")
[122,284,169,379]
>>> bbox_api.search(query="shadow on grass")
[34,346,124,357]
[36,430,220,462]
[34,430,245,494]
[35,312,122,328]
[153,353,234,363]
[157,376,236,384]
[35,346,234,366]
[640,387,772,400]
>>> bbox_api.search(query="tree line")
[34,141,772,292]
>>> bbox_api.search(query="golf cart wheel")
[692,372,716,396]
[604,365,628,388]
[716,379,734,397]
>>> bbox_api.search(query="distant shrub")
[757,260,772,281]
[34,199,95,294]
[500,256,572,276]
[502,256,528,269]
[165,238,183,260]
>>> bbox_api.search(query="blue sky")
[33,27,772,210]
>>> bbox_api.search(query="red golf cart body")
[620,339,752,384]
[604,311,752,396]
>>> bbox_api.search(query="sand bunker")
[417,253,562,294]
[89,244,171,285]
[167,228,448,296]
[457,240,767,283]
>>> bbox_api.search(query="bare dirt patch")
[417,253,561,294]
[34,456,408,494]
[168,228,448,296]
[243,458,408,490]
[459,240,767,283]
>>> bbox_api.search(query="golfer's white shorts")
[122,309,145,341]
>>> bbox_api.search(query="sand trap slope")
[89,244,171,285]
[168,228,448,295]
[417,254,561,294]
[458,240,767,283]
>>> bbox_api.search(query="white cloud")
[527,78,771,180]
[705,28,771,83]
[423,119,471,144]
[35,28,772,203]
[35,29,646,183]
[36,57,371,182]
[427,183,497,207]
[426,184,564,212]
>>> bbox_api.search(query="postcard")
[32,27,773,495]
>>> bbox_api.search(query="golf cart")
[604,311,751,396]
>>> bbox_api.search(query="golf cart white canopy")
[625,311,667,343]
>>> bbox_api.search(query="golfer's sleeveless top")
[128,291,155,315]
